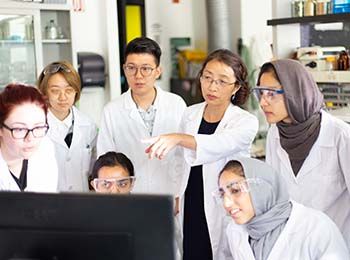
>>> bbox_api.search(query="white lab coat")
[97,87,186,195]
[266,110,350,248]
[0,136,58,192]
[219,201,350,260]
[47,106,97,192]
[178,102,259,259]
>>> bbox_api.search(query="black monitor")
[0,192,175,260]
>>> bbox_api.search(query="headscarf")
[238,157,292,260]
[267,59,324,175]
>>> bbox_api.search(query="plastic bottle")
[304,0,316,16]
[326,56,336,71]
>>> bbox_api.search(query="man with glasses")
[97,37,186,196]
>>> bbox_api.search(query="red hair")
[0,83,48,125]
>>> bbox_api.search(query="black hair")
[90,152,135,181]
[124,37,161,66]
[217,160,245,185]
[256,62,281,86]
[197,49,250,106]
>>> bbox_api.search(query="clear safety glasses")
[212,178,261,203]
[93,176,136,194]
[251,86,284,102]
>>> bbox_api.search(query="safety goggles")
[92,176,136,194]
[212,178,261,203]
[251,86,284,102]
[43,63,71,75]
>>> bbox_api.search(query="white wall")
[240,0,272,47]
[70,0,120,126]
[145,0,194,91]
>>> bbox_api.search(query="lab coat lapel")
[125,90,148,131]
[186,102,206,135]
[214,103,235,133]
[150,87,162,137]
[47,112,69,149]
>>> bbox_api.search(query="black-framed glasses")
[2,123,49,139]
[123,65,156,77]
[43,63,71,75]
[200,74,236,88]
[251,86,284,101]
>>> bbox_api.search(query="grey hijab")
[269,59,324,175]
[238,157,292,260]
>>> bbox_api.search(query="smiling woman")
[0,83,58,192]
[217,158,349,260]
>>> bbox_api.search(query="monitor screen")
[0,192,175,260]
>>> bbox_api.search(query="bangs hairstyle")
[124,37,162,66]
[0,83,48,125]
[37,61,81,103]
[197,49,250,106]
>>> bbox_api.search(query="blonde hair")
[37,60,81,103]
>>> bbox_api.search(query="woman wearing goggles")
[89,151,135,194]
[216,158,349,260]
[255,59,350,249]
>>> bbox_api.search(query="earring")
[231,95,236,103]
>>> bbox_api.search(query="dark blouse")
[10,159,28,191]
[183,117,220,260]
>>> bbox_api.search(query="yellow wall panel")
[126,5,142,43]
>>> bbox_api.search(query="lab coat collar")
[274,111,335,179]
[47,106,90,149]
[185,102,238,134]
[231,201,303,260]
[273,110,334,147]
[124,86,162,110]
[267,201,305,259]
[124,87,163,133]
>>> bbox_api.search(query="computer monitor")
[0,192,175,260]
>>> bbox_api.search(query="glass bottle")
[45,19,58,40]
[292,0,304,17]
[337,50,350,70]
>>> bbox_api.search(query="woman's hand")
[144,134,181,160]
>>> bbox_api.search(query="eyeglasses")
[123,65,156,77]
[2,123,49,139]
[251,86,284,102]
[200,75,236,88]
[92,176,136,194]
[43,63,71,75]
[212,178,261,203]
